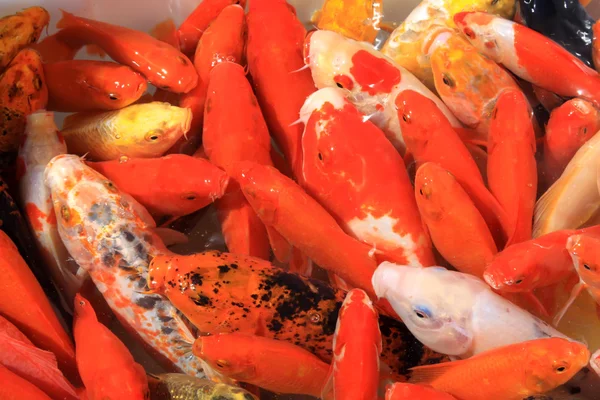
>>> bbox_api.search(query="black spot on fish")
[192,295,212,307]
[218,265,231,274]
[230,263,238,269]
[158,315,173,323]
[135,243,146,258]
[122,230,135,242]
[268,319,283,332]
[213,288,219,294]
[102,252,115,267]
[161,326,174,335]
[136,296,159,309]
[190,273,203,286]
[250,294,258,300]
[137,277,148,290]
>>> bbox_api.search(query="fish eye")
[181,192,197,201]
[145,129,163,142]
[584,264,592,271]
[554,362,569,373]
[514,278,524,284]
[491,0,499,5]
[79,300,85,306]
[464,27,476,40]
[215,359,229,369]
[104,180,117,191]
[333,75,354,90]
[177,56,188,65]
[582,127,588,135]
[442,74,455,88]
[336,82,343,88]
[402,113,411,124]
[109,94,119,101]
[318,153,323,161]
[61,205,71,221]
[309,312,322,324]
[413,306,431,319]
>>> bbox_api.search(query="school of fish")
[2,0,600,399]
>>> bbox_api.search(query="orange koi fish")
[409,338,589,400]
[487,89,537,246]
[177,0,245,55]
[312,0,383,43]
[396,89,510,248]
[429,32,522,138]
[0,315,78,400]
[484,225,600,293]
[173,4,246,155]
[246,0,316,176]
[74,294,149,400]
[300,87,435,267]
[323,289,381,400]
[0,229,78,382]
[44,61,148,112]
[194,333,330,397]
[87,155,229,220]
[0,6,49,70]
[454,12,600,108]
[386,383,457,400]
[203,61,281,260]
[148,251,448,376]
[0,364,53,400]
[45,154,204,376]
[543,98,600,185]
[56,10,197,93]
[415,162,497,278]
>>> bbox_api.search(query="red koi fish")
[44,61,148,112]
[203,61,285,260]
[0,364,53,400]
[300,87,435,267]
[386,383,457,400]
[323,289,381,400]
[246,0,316,177]
[454,12,600,108]
[74,294,149,400]
[178,0,246,55]
[56,10,197,93]
[0,315,78,400]
[87,154,229,220]
[487,89,538,246]
[396,89,511,248]
[0,230,78,383]
[543,99,600,185]
[194,333,330,397]
[173,4,246,155]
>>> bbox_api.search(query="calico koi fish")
[61,102,191,161]
[87,155,229,219]
[300,87,435,267]
[0,6,49,70]
[194,333,330,397]
[148,251,449,376]
[542,98,600,186]
[56,11,197,93]
[74,294,149,400]
[304,29,460,154]
[312,0,383,43]
[386,383,457,400]
[454,12,600,108]
[408,338,589,400]
[44,61,148,112]
[45,154,205,376]
[396,89,510,247]
[17,111,84,311]
[372,262,569,358]
[246,0,316,176]
[487,88,538,246]
[147,373,258,400]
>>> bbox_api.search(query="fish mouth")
[483,271,501,289]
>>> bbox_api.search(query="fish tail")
[56,9,78,30]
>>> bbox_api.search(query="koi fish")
[484,225,600,293]
[148,251,449,376]
[147,373,258,400]
[17,111,84,312]
[429,32,522,138]
[0,6,49,70]
[454,12,600,108]
[323,289,381,400]
[87,155,229,219]
[56,10,197,93]
[386,383,457,400]
[61,102,191,161]
[300,87,435,267]
[487,88,538,246]
[414,162,497,278]
[553,233,600,325]
[45,154,205,376]
[409,338,589,400]
[246,0,316,176]
[372,262,569,358]
[311,0,383,43]
[396,89,510,247]
[304,29,460,154]
[381,0,516,90]
[0,48,48,153]
[0,229,78,382]
[202,61,273,260]
[173,4,246,155]
[0,364,53,400]
[177,0,246,55]
[542,98,600,186]
[518,0,595,68]
[194,333,330,397]
[534,128,600,237]
[44,61,148,112]
[74,294,149,400]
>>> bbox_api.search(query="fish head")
[489,88,537,153]
[83,62,148,109]
[453,12,506,62]
[414,162,455,222]
[372,262,486,356]
[546,99,600,153]
[483,246,540,292]
[193,334,256,381]
[567,234,600,288]
[523,338,590,394]
[395,90,442,155]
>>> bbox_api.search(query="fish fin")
[320,362,335,400]
[553,280,586,326]
[519,291,550,318]
[153,227,188,246]
[266,226,292,263]
[56,9,77,29]
[409,361,466,384]
[290,64,310,74]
